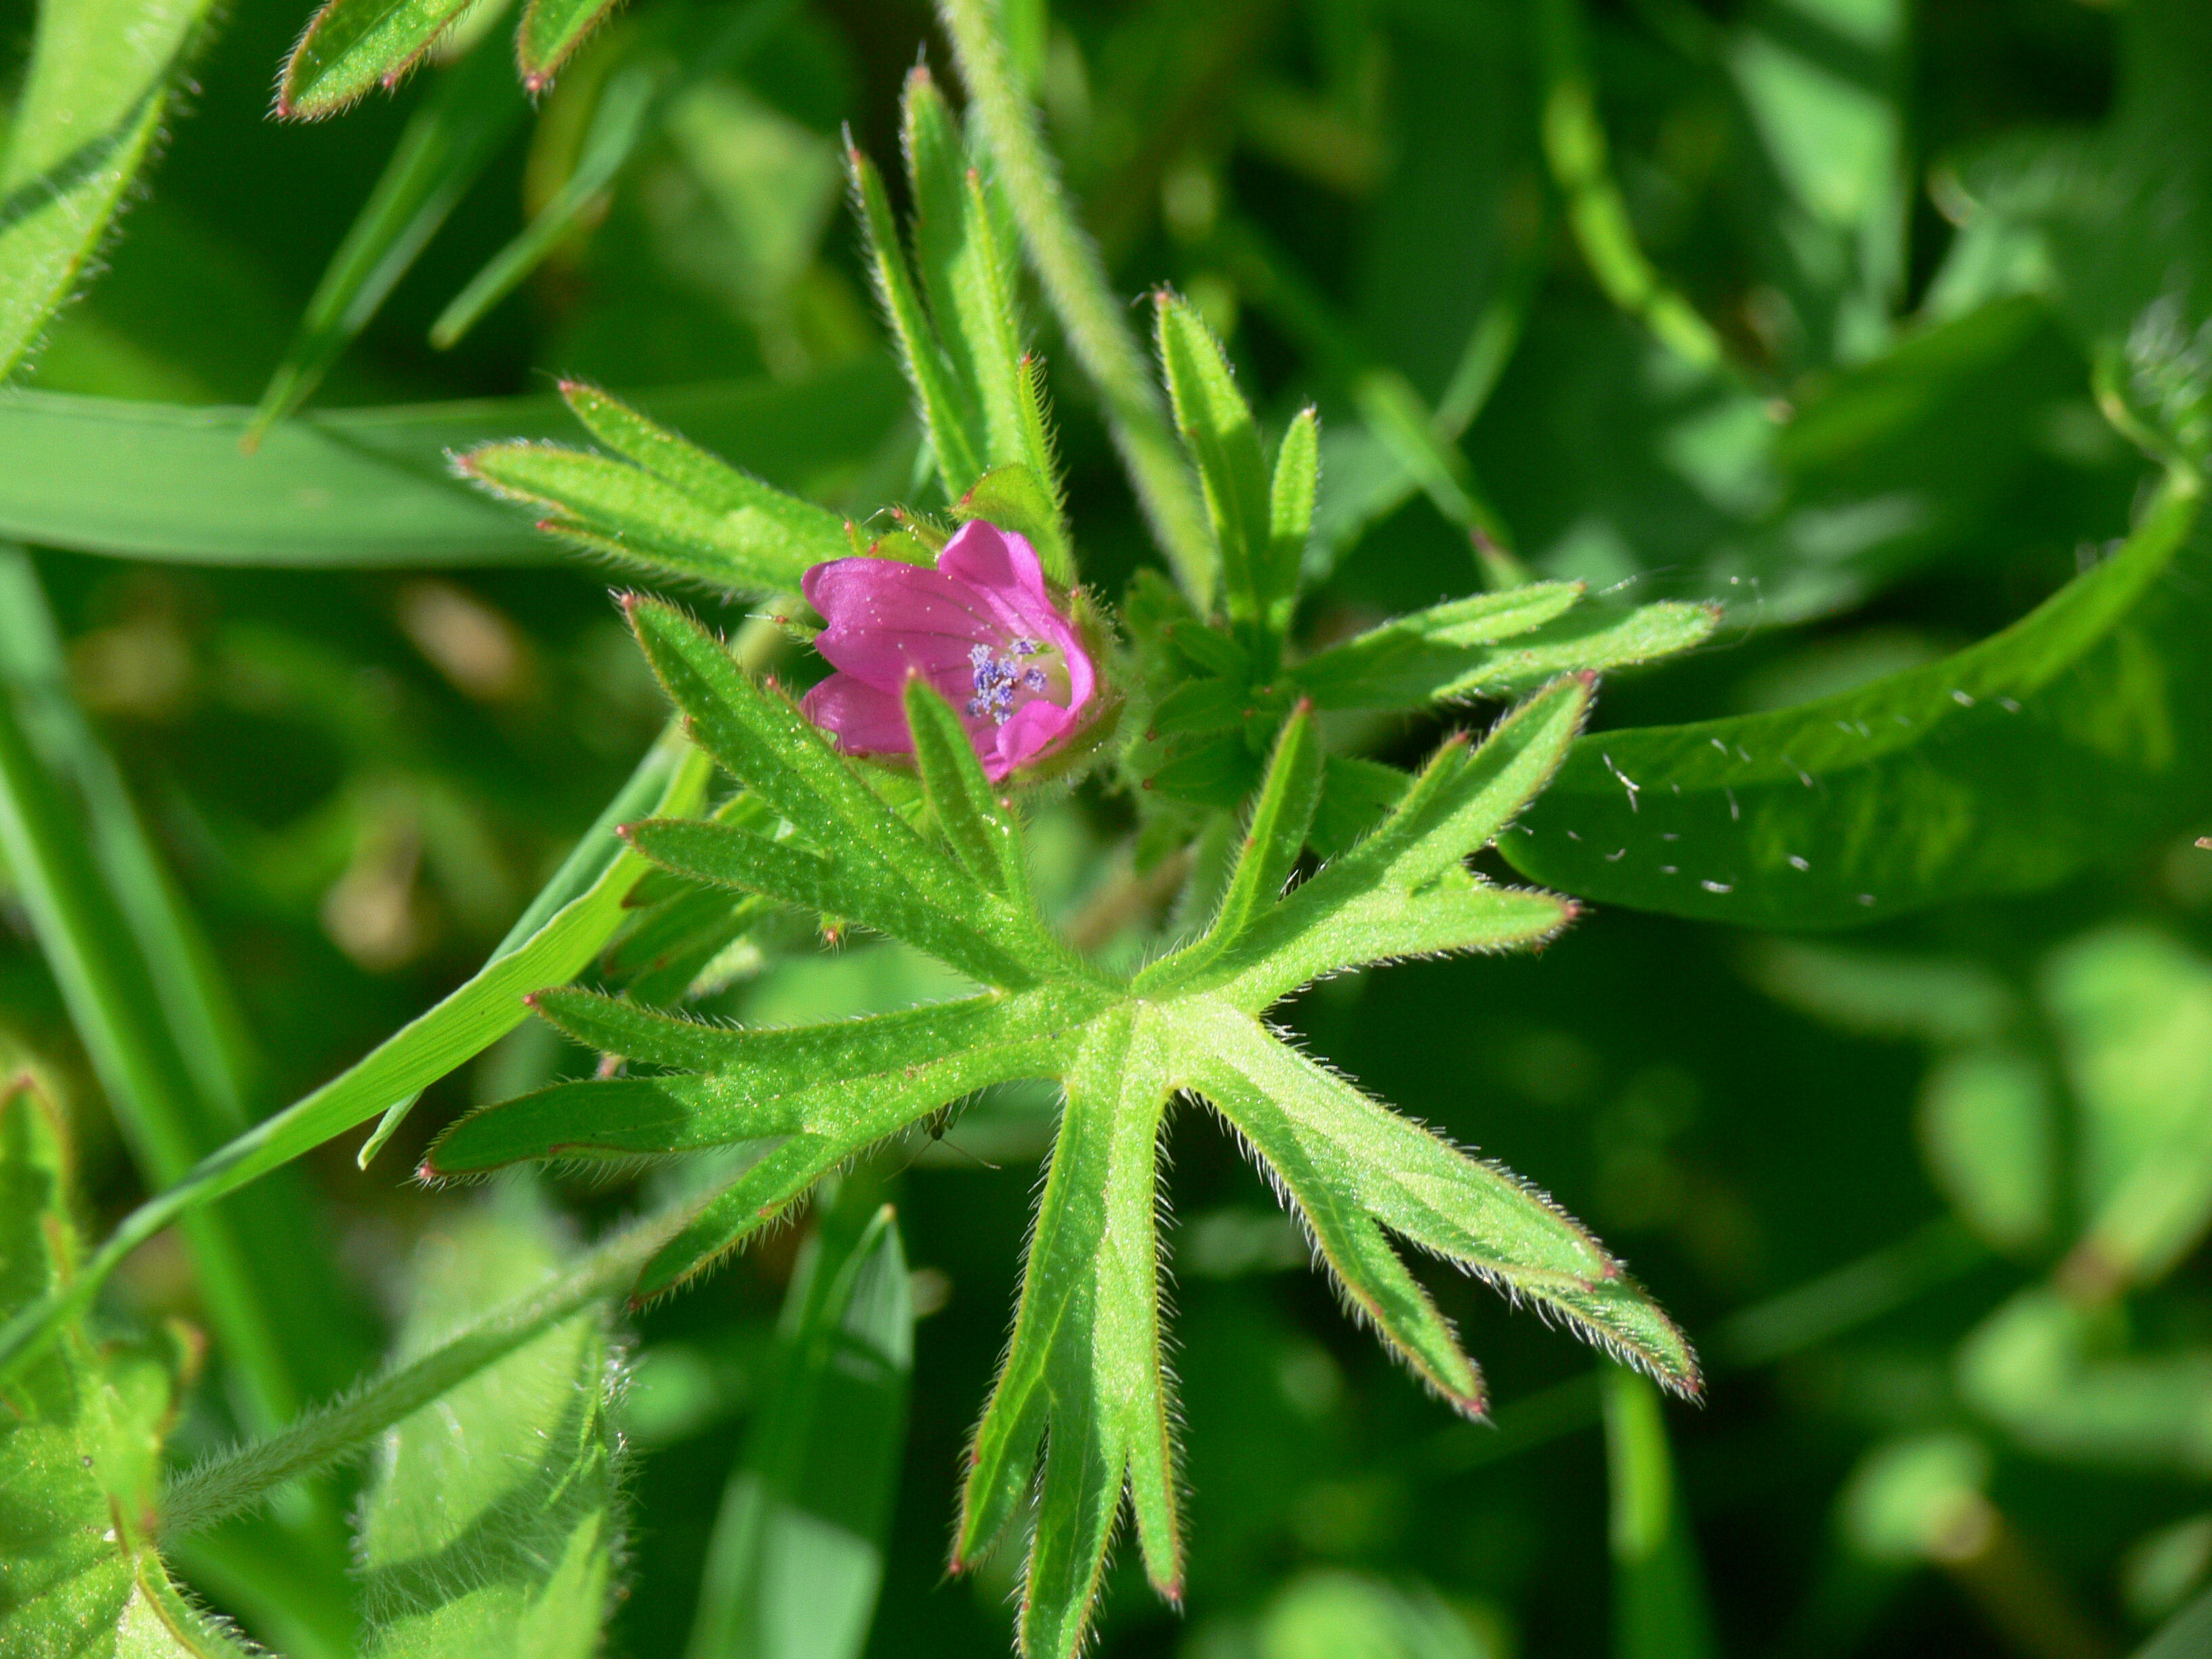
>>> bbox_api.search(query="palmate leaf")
[413,586,1689,1657]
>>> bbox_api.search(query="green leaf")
[278,0,477,121]
[0,362,903,565]
[0,1076,258,1659]
[901,70,1041,493]
[161,1196,696,1540]
[1502,476,2209,926]
[0,553,368,1433]
[848,144,989,497]
[905,678,1031,902]
[686,1198,913,1659]
[1292,586,1719,710]
[1156,293,1273,636]
[516,0,626,89]
[956,464,1073,585]
[428,987,1092,1170]
[1602,1366,1719,1659]
[955,1006,1183,1654]
[1154,703,1320,985]
[623,597,1071,983]
[459,382,849,593]
[355,1190,621,1659]
[0,725,710,1391]
[430,56,666,347]
[1151,677,1590,1008]
[0,0,215,376]
[1267,408,1319,625]
[251,24,527,438]
[1169,1000,1700,1401]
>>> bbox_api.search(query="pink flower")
[800,520,1097,782]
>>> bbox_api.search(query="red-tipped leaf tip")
[907,63,934,87]
[615,822,638,844]
[1574,669,1599,686]
[415,1160,436,1183]
[1290,695,1314,717]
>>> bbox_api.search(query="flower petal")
[804,557,1002,692]
[940,520,1049,605]
[800,672,914,757]
[994,696,1079,777]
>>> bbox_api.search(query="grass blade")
[0,724,712,1392]
[1603,1364,1720,1659]
[686,1196,913,1659]
[0,362,903,565]
[0,0,215,375]
[161,1190,690,1539]
[251,23,527,441]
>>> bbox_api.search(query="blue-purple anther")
[966,638,1050,726]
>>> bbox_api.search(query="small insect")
[895,1095,998,1172]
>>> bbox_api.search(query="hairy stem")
[159,1198,692,1538]
[935,0,1217,608]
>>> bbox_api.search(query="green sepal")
[956,464,1074,585]
[905,678,1031,902]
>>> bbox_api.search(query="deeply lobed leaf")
[429,986,1099,1170]
[1168,1001,1701,1401]
[623,598,1080,981]
[955,1006,1183,1657]
[459,385,848,594]
[1143,675,1592,1007]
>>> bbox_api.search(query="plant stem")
[159,1197,695,1539]
[936,0,1218,609]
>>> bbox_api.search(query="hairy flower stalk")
[800,519,1097,780]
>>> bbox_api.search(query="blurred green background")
[3,0,2210,1656]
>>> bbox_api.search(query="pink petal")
[940,520,1049,605]
[993,697,1079,777]
[800,672,914,757]
[804,558,1000,692]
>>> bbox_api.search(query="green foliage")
[1505,477,2209,926]
[687,1194,913,1659]
[10,0,2212,1655]
[0,0,215,377]
[0,1074,256,1658]
[416,592,1693,1654]
[355,1191,621,1658]
[0,365,901,566]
